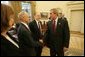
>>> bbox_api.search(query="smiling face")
[18,11,30,23]
[23,13,30,23]
[34,13,41,21]
[50,9,58,20]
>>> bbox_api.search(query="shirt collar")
[35,19,38,23]
[21,22,29,28]
[55,17,58,22]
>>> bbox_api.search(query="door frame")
[67,1,84,32]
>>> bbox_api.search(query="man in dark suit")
[45,8,70,56]
[17,11,38,56]
[58,13,67,21]
[29,13,43,56]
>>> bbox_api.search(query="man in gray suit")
[17,11,38,56]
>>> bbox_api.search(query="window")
[1,1,9,5]
[21,2,32,21]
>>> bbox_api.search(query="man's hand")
[64,47,68,52]
[39,39,43,43]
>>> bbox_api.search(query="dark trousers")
[50,48,64,56]
[35,46,43,56]
[19,48,36,56]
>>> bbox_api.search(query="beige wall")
[36,1,69,19]
[1,1,84,33]
[35,1,84,33]
[35,1,70,26]
[67,1,84,33]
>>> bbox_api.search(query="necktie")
[38,22,42,32]
[52,20,56,32]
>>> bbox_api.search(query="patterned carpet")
[41,33,84,56]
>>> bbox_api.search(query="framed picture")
[41,12,48,19]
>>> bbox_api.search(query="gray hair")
[18,11,28,20]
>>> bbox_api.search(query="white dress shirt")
[35,20,41,29]
[55,17,59,27]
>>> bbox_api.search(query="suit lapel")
[56,18,59,30]
[34,20,41,32]
[56,18,61,31]
[49,21,53,32]
[21,23,31,33]
[34,20,39,30]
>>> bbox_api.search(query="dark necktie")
[52,20,56,32]
[38,22,42,32]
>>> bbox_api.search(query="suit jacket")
[1,35,19,56]
[17,23,38,56]
[45,18,70,51]
[29,20,42,41]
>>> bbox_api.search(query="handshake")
[39,39,45,47]
[39,39,43,43]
